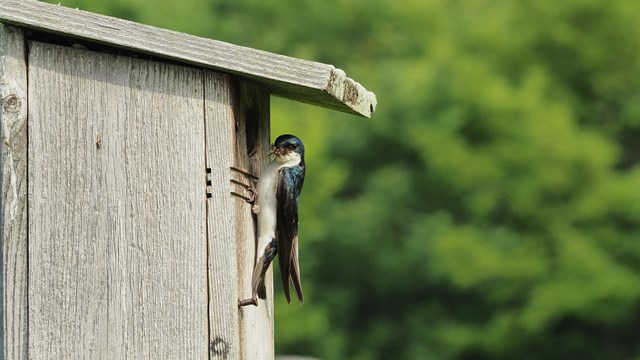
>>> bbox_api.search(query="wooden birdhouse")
[0,1,376,359]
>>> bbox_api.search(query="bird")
[238,134,306,307]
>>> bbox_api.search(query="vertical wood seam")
[202,70,213,360]
[1,23,28,360]
[204,71,241,360]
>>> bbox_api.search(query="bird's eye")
[287,144,296,150]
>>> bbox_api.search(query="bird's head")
[271,134,304,164]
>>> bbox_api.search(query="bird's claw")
[230,180,258,204]
[230,167,259,206]
[230,166,259,181]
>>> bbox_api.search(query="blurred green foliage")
[42,0,640,358]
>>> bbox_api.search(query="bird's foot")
[238,295,258,307]
[230,166,259,181]
[230,180,257,203]
[230,167,259,207]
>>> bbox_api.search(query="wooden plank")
[27,42,208,359]
[204,75,274,360]
[0,23,28,360]
[234,81,273,360]
[0,0,376,118]
[203,72,241,360]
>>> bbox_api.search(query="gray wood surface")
[27,42,208,359]
[0,24,28,360]
[0,0,376,118]
[234,82,273,360]
[204,75,274,360]
[204,72,241,360]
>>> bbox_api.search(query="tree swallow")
[239,134,306,307]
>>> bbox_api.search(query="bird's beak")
[270,144,285,157]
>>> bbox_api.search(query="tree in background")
[43,0,640,358]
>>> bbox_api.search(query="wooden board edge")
[0,0,376,118]
[204,71,242,360]
[326,67,378,118]
[0,23,28,360]
[234,81,274,360]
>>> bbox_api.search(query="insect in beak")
[270,144,287,157]
[269,144,279,157]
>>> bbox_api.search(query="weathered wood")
[28,42,208,359]
[0,0,377,118]
[0,23,28,360]
[204,75,274,360]
[204,72,241,360]
[234,81,273,360]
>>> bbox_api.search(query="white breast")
[255,153,301,255]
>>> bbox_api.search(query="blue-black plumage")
[239,134,306,307]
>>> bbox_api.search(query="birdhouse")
[0,1,376,359]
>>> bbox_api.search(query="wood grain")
[204,75,275,360]
[234,81,273,360]
[27,42,208,359]
[0,0,376,118]
[0,23,28,360]
[204,71,240,360]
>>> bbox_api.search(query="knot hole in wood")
[2,94,21,114]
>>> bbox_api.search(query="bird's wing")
[251,239,276,300]
[276,165,305,304]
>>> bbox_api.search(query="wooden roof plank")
[0,0,376,117]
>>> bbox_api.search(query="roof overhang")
[0,0,376,117]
